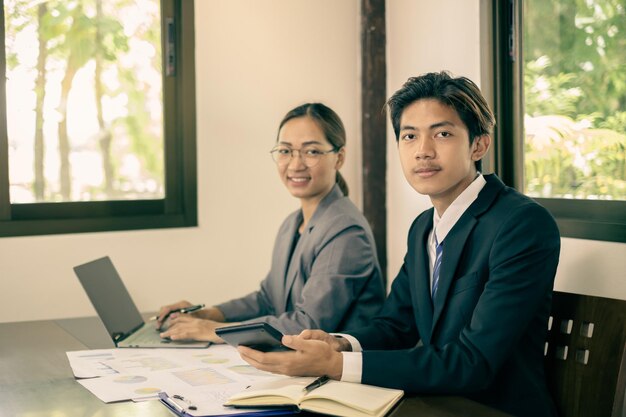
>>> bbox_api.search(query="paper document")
[66,349,119,378]
[68,344,281,408]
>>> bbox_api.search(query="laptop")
[74,256,210,348]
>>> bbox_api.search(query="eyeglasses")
[270,146,338,167]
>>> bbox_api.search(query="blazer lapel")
[431,174,505,330]
[282,185,344,311]
[305,185,343,230]
[431,216,476,328]
[279,212,303,313]
[411,213,436,345]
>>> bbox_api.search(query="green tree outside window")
[523,0,626,201]
[5,0,164,203]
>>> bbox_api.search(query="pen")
[161,393,198,412]
[173,394,198,411]
[150,303,205,321]
[303,375,330,393]
[162,395,185,413]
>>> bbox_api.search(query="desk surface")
[0,317,511,417]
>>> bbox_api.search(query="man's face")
[397,99,489,215]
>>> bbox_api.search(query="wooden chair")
[544,291,626,417]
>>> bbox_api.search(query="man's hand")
[238,334,344,380]
[299,329,353,352]
[159,315,226,344]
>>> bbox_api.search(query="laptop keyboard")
[119,323,210,348]
[122,324,167,346]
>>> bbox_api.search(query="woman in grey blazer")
[158,103,385,342]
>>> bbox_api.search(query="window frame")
[0,0,197,238]
[485,0,626,243]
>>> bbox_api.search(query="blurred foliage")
[4,0,163,202]
[523,0,626,200]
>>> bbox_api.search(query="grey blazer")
[216,185,385,334]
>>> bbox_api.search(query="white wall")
[0,0,361,323]
[385,0,626,300]
[385,0,483,288]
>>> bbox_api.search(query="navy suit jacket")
[347,174,560,417]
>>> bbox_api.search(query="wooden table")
[0,317,510,417]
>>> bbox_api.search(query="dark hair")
[277,103,349,196]
[386,71,495,171]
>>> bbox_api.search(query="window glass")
[4,0,164,203]
[522,0,625,201]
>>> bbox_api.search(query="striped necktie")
[432,234,443,299]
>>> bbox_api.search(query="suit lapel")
[431,174,504,330]
[277,212,302,314]
[410,213,436,345]
[431,216,476,328]
[282,185,344,311]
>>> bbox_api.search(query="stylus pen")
[150,303,205,321]
[303,375,330,393]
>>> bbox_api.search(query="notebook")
[74,256,210,348]
[224,377,404,417]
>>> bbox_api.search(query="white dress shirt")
[338,174,487,383]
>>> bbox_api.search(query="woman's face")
[275,116,344,204]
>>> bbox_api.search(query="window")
[0,0,196,237]
[489,0,625,242]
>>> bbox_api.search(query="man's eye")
[435,131,451,138]
[401,134,415,141]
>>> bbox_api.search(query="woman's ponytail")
[336,171,349,196]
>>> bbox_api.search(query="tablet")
[215,323,292,352]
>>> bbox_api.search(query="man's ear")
[335,147,346,170]
[471,135,491,162]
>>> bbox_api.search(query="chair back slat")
[545,291,626,417]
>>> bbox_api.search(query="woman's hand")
[155,300,193,329]
[159,315,226,344]
[156,301,225,329]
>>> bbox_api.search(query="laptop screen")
[74,256,145,341]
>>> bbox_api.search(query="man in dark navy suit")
[238,71,561,417]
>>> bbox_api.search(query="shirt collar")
[433,174,486,243]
